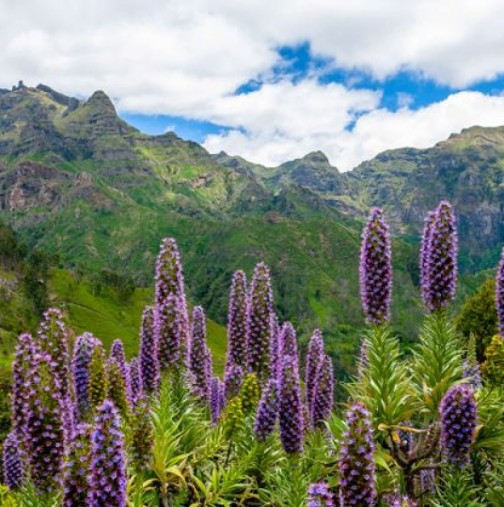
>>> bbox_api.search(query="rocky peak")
[301,150,330,165]
[86,90,117,115]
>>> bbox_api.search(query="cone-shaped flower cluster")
[311,354,334,430]
[279,355,304,453]
[89,344,108,414]
[130,395,153,472]
[496,247,504,337]
[37,308,69,398]
[72,333,99,422]
[128,357,142,405]
[240,373,260,415]
[11,332,38,438]
[269,314,281,381]
[247,262,274,383]
[254,378,278,441]
[107,358,130,420]
[89,400,127,507]
[339,403,376,507]
[306,329,324,415]
[222,396,245,439]
[420,211,436,305]
[307,482,334,507]
[359,208,392,325]
[224,363,244,401]
[110,339,130,402]
[2,431,23,490]
[422,201,458,312]
[440,384,477,467]
[62,423,92,507]
[210,377,224,424]
[154,238,190,370]
[189,306,212,401]
[226,270,248,369]
[25,353,65,495]
[139,306,159,395]
[280,322,298,369]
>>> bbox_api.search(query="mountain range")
[0,81,500,371]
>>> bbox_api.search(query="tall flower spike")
[154,237,190,370]
[130,395,153,472]
[89,344,108,413]
[107,358,130,420]
[210,377,223,424]
[62,423,92,507]
[280,322,299,368]
[89,400,127,507]
[189,306,212,401]
[25,353,65,495]
[423,201,458,312]
[359,207,392,325]
[11,333,38,440]
[224,363,244,401]
[305,329,324,414]
[226,270,248,369]
[247,262,274,383]
[339,403,376,507]
[496,247,504,337]
[240,373,261,415]
[312,354,334,430]
[420,211,436,305]
[279,355,304,454]
[440,384,477,467]
[254,378,278,441]
[140,306,160,395]
[307,482,334,507]
[128,357,142,405]
[269,314,281,381]
[72,333,99,422]
[2,431,24,490]
[37,308,69,398]
[109,339,131,401]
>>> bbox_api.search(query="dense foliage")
[1,202,503,506]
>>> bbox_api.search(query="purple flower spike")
[420,211,436,305]
[423,201,458,312]
[440,384,477,467]
[307,482,334,507]
[72,333,99,422]
[210,377,223,424]
[247,262,274,383]
[131,395,153,472]
[339,403,376,507]
[359,207,392,325]
[89,400,127,507]
[2,430,24,490]
[189,306,212,401]
[312,354,334,429]
[110,339,130,398]
[37,308,69,398]
[157,292,181,370]
[226,270,248,369]
[128,357,143,405]
[496,247,504,337]
[305,329,324,414]
[62,423,92,507]
[269,314,281,381]
[279,355,304,453]
[280,322,299,367]
[254,378,279,441]
[25,353,65,495]
[140,306,160,395]
[224,363,244,401]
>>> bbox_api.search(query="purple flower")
[25,353,65,494]
[280,321,299,369]
[306,329,324,414]
[307,482,334,507]
[247,262,274,383]
[189,306,212,401]
[139,305,160,395]
[312,354,334,430]
[339,403,376,507]
[279,355,304,453]
[37,308,69,398]
[254,378,278,441]
[224,363,244,401]
[269,314,281,381]
[89,342,108,413]
[440,384,477,467]
[462,360,482,390]
[420,211,436,305]
[107,357,130,419]
[225,270,248,369]
[109,339,131,403]
[131,395,153,472]
[496,247,504,337]
[89,400,127,507]
[62,423,92,507]
[422,201,458,312]
[72,333,99,422]
[210,377,224,424]
[2,430,24,490]
[359,208,392,325]
[154,238,190,370]
[128,357,143,405]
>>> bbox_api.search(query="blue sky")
[3,0,504,170]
